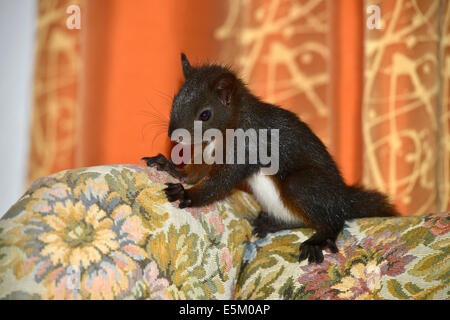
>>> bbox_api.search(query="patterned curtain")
[28,0,450,216]
[28,0,83,184]
[363,0,450,215]
[216,0,332,147]
[215,0,364,182]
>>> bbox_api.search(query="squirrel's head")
[168,53,239,142]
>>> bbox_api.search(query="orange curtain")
[29,0,450,216]
[79,0,225,167]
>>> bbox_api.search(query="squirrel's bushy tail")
[346,185,398,219]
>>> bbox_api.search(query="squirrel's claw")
[299,232,339,264]
[141,154,169,171]
[164,183,184,202]
[164,183,192,208]
[299,244,324,264]
[179,199,192,208]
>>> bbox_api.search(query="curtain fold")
[439,0,450,215]
[29,0,450,216]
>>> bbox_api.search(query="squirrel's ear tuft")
[181,53,192,78]
[213,73,236,106]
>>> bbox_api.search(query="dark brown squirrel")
[142,53,398,264]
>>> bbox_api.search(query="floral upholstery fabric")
[0,165,448,300]
[0,165,259,299]
[236,213,449,300]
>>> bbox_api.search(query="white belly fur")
[247,171,302,224]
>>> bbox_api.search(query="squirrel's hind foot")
[299,231,339,264]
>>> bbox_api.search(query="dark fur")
[142,53,398,264]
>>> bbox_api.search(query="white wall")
[0,0,37,216]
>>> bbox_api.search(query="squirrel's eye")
[199,110,211,121]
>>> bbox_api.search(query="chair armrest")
[0,164,260,300]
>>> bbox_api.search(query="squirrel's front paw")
[164,183,192,208]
